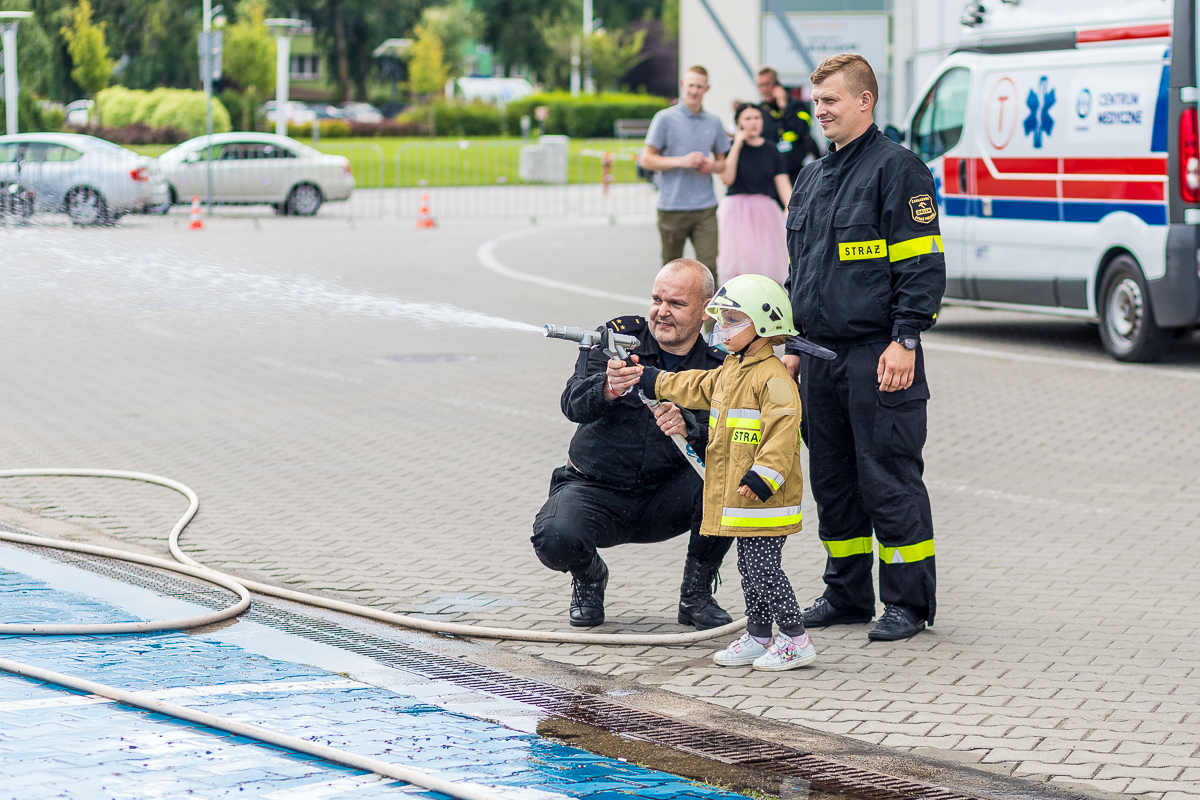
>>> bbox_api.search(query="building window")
[290,55,320,79]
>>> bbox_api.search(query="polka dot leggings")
[737,536,806,640]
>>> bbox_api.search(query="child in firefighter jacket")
[632,274,815,672]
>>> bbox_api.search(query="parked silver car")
[158,133,354,216]
[0,133,167,225]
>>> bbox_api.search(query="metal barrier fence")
[394,139,658,221]
[0,138,387,226]
[2,137,657,227]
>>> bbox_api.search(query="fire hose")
[0,468,751,800]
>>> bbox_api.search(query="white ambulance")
[899,0,1200,361]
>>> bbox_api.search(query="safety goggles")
[705,317,752,348]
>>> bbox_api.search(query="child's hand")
[737,484,764,502]
[605,354,642,398]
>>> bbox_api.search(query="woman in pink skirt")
[717,104,792,285]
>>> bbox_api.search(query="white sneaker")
[713,633,768,666]
[752,633,817,671]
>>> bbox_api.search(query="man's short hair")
[685,65,709,81]
[810,53,878,106]
[663,258,715,301]
[756,66,779,84]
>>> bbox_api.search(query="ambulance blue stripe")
[1063,202,1167,225]
[943,199,1167,225]
[1151,63,1170,153]
[989,199,1059,221]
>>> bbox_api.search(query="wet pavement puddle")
[0,544,837,799]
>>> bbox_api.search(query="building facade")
[680,0,965,131]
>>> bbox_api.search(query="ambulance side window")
[911,68,970,162]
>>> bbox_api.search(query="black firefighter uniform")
[784,124,945,624]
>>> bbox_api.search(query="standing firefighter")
[756,67,821,183]
[783,54,945,641]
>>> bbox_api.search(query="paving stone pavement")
[2,215,1199,798]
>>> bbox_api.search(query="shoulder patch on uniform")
[606,315,645,333]
[766,377,795,407]
[909,194,936,224]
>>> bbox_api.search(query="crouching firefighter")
[532,258,734,629]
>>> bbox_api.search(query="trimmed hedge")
[286,119,426,138]
[96,86,142,128]
[504,92,668,139]
[397,101,503,137]
[68,122,188,145]
[95,87,231,138]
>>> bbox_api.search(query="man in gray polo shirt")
[642,66,730,277]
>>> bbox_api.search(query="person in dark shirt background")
[756,66,822,183]
[716,103,791,285]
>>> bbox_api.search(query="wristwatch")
[895,337,917,351]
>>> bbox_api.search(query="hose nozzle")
[543,324,640,352]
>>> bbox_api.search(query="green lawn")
[127,136,648,189]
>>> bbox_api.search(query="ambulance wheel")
[1098,254,1168,363]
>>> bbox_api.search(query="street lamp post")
[199,1,223,214]
[0,11,34,135]
[582,0,594,94]
[265,19,304,138]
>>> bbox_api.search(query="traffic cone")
[188,195,203,230]
[415,192,436,229]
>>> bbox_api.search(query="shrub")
[68,122,188,145]
[95,86,142,128]
[148,90,231,137]
[504,91,668,138]
[131,87,174,125]
[0,93,64,132]
[287,119,352,138]
[349,119,426,137]
[398,101,503,136]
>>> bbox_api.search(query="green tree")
[421,0,483,77]
[291,0,421,102]
[405,22,448,135]
[60,0,113,113]
[588,27,646,92]
[0,0,54,97]
[405,22,449,99]
[476,0,569,77]
[222,0,275,130]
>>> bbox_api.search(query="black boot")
[677,556,734,630]
[569,554,608,627]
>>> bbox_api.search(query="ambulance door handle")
[958,158,968,195]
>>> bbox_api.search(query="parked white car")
[0,133,167,225]
[157,133,354,216]
[338,103,384,124]
[262,101,317,127]
[64,100,93,127]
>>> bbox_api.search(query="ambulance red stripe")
[1077,23,1172,44]
[1062,157,1167,176]
[1061,180,1165,202]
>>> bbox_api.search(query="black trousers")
[799,342,937,624]
[531,465,733,576]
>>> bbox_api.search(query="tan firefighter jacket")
[645,342,803,538]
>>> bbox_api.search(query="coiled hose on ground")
[0,468,747,800]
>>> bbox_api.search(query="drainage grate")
[3,538,985,800]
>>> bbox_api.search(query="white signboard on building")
[762,13,890,122]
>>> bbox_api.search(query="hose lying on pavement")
[0,468,744,800]
[0,468,746,645]
[0,656,546,800]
